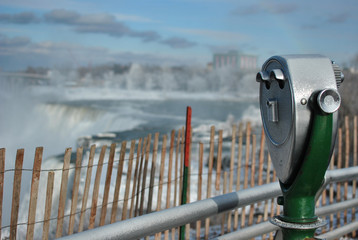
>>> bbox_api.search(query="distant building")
[206,62,213,71]
[213,50,257,70]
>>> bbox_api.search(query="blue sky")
[0,0,357,70]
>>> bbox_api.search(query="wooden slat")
[205,126,215,240]
[196,142,204,240]
[172,129,181,240]
[215,130,223,190]
[241,122,251,229]
[248,135,256,226]
[42,171,54,240]
[0,148,5,240]
[256,128,265,224]
[130,138,142,219]
[147,132,159,213]
[135,137,146,217]
[227,125,236,232]
[321,185,327,233]
[269,162,276,240]
[187,127,193,204]
[229,125,237,192]
[352,116,358,219]
[221,171,228,235]
[10,149,24,240]
[257,128,265,186]
[275,172,280,216]
[78,145,96,232]
[166,130,175,209]
[68,147,83,235]
[110,141,126,223]
[144,136,152,240]
[344,116,349,224]
[174,129,181,208]
[99,143,116,226]
[329,153,335,231]
[234,122,243,231]
[155,135,167,240]
[262,152,272,240]
[55,148,72,238]
[88,145,106,229]
[270,169,276,219]
[164,130,175,240]
[139,134,151,216]
[185,127,193,240]
[353,115,357,238]
[26,147,43,240]
[243,122,251,189]
[122,140,136,220]
[336,128,342,227]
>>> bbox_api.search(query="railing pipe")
[316,197,358,216]
[317,221,358,240]
[60,167,358,240]
[216,198,358,240]
[60,182,281,240]
[316,166,358,200]
[324,165,358,183]
[216,221,277,240]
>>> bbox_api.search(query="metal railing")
[216,198,358,240]
[60,166,358,240]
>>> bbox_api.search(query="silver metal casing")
[258,54,338,184]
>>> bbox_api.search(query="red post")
[180,106,192,240]
[184,106,192,168]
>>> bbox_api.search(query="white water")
[0,65,261,239]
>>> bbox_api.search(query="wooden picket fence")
[0,116,357,240]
